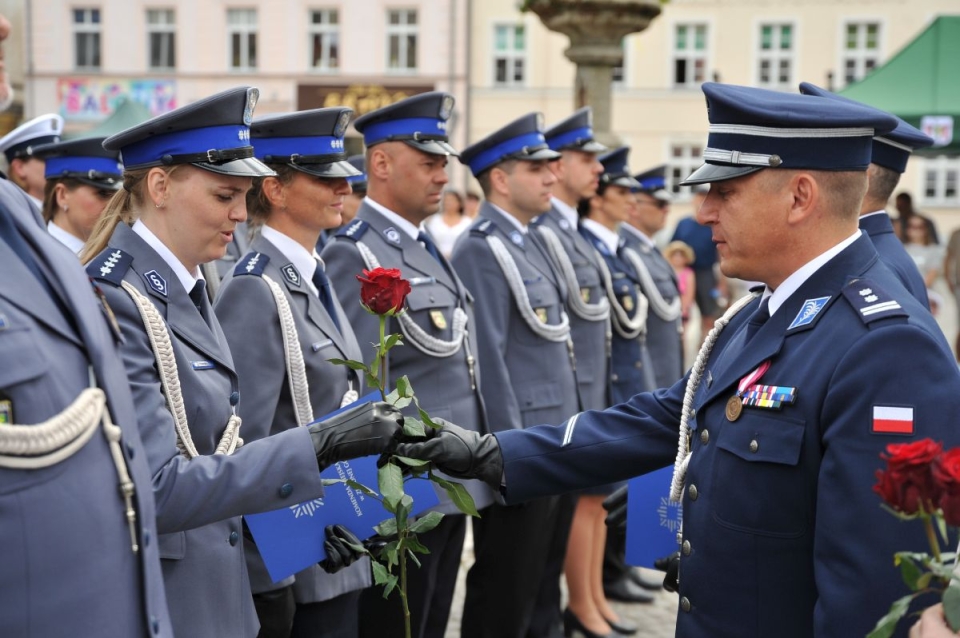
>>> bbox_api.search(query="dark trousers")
[291,590,362,638]
[253,585,296,638]
[359,514,467,638]
[462,497,560,638]
[527,492,576,638]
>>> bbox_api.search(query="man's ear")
[489,166,511,199]
[786,172,819,226]
[368,147,391,181]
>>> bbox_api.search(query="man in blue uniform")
[394,82,960,638]
[800,82,934,308]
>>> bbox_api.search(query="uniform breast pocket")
[405,287,455,338]
[517,278,562,345]
[516,382,563,425]
[711,411,810,538]
[0,327,48,391]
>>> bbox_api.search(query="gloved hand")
[319,524,364,574]
[308,401,403,471]
[602,485,628,531]
[393,419,503,488]
[654,551,680,592]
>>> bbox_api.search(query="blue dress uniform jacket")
[215,235,372,604]
[860,211,930,309]
[0,181,172,638]
[453,202,580,431]
[88,222,326,638]
[494,235,960,638]
[533,206,608,410]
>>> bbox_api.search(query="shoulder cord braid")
[620,246,682,322]
[668,292,759,502]
[120,281,242,458]
[485,234,571,343]
[356,241,468,357]
[595,247,648,340]
[536,225,610,322]
[0,386,140,552]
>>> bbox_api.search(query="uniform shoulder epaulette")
[335,218,370,241]
[841,277,909,326]
[85,247,133,287]
[470,218,496,236]
[233,251,269,277]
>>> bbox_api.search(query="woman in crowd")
[424,189,472,258]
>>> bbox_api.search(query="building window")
[612,38,625,86]
[923,156,960,207]
[386,9,417,72]
[493,24,525,86]
[309,9,339,71]
[668,143,703,198]
[757,23,793,89]
[842,22,880,85]
[673,23,707,88]
[228,8,258,71]
[73,8,101,71]
[147,9,176,71]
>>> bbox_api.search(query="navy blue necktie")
[313,261,342,333]
[189,280,206,313]
[745,296,771,342]
[417,231,444,265]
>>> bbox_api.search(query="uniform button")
[229,531,239,546]
[699,429,709,445]
[429,295,435,302]
[749,439,759,453]
[690,409,696,419]
[144,529,151,547]
[682,540,691,556]
[680,597,691,612]
[279,483,294,498]
[151,616,160,634]
[229,391,240,406]
[611,374,619,382]
[688,484,698,501]
[634,361,643,369]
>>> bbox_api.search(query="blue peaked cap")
[460,112,560,176]
[34,136,122,190]
[681,82,899,185]
[545,107,607,153]
[598,147,640,189]
[633,164,667,191]
[345,155,367,190]
[799,82,934,174]
[353,91,458,157]
[251,107,360,179]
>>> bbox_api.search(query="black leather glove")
[393,420,503,488]
[308,401,403,472]
[602,485,628,531]
[319,524,364,574]
[654,551,680,592]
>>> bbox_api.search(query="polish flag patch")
[872,406,914,435]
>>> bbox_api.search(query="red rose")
[873,439,943,515]
[356,267,411,316]
[934,448,960,526]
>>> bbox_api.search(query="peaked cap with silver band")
[460,112,560,177]
[633,164,672,202]
[353,91,458,157]
[545,107,607,154]
[680,82,899,186]
[0,113,63,163]
[251,107,361,179]
[598,146,641,190]
[103,86,274,178]
[33,136,123,190]
[798,82,934,174]
[345,154,367,192]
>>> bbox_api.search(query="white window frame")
[73,8,102,71]
[308,8,339,72]
[840,20,883,86]
[671,22,710,89]
[228,8,258,72]
[922,156,960,207]
[666,142,704,201]
[491,23,526,87]
[147,9,176,71]
[754,21,796,90]
[386,8,418,73]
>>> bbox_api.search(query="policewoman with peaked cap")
[80,87,404,638]
[31,136,122,255]
[0,112,63,208]
[214,107,372,638]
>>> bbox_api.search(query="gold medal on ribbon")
[725,395,743,422]
[581,287,590,303]
[535,308,548,323]
[429,310,447,330]
[622,295,635,312]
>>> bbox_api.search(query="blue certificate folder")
[624,466,683,568]
[245,392,440,583]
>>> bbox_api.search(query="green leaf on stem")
[431,475,480,517]
[405,548,423,569]
[396,375,412,398]
[405,534,431,554]
[379,462,404,510]
[327,358,369,372]
[402,418,426,438]
[383,574,399,598]
[944,581,960,631]
[395,455,430,468]
[386,388,400,404]
[321,478,344,487]
[866,593,917,638]
[372,350,382,379]
[345,479,379,499]
[393,396,413,410]
[937,513,950,546]
[383,541,400,568]
[375,517,398,537]
[895,553,923,589]
[365,371,380,393]
[371,561,390,585]
[385,333,403,351]
[409,511,444,535]
[417,404,439,429]
[916,572,933,590]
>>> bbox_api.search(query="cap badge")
[143,270,167,297]
[282,264,302,287]
[384,227,402,245]
[439,95,454,120]
[243,88,259,126]
[335,111,351,137]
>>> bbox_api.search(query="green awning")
[840,15,960,155]
[63,97,152,140]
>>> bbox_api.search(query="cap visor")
[73,176,123,190]
[611,176,641,189]
[653,188,673,203]
[679,163,763,186]
[403,139,461,157]
[193,157,276,178]
[520,148,562,162]
[292,160,363,179]
[579,140,608,154]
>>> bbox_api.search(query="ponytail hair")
[245,163,297,231]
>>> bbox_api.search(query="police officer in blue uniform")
[800,82,934,309]
[453,112,581,638]
[31,136,122,255]
[321,92,493,638]
[394,83,960,638]
[0,113,63,209]
[81,87,403,638]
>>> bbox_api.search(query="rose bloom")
[356,267,412,316]
[873,438,943,515]
[934,448,960,526]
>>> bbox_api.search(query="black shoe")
[603,614,638,635]
[628,568,664,591]
[603,577,655,604]
[562,608,622,638]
